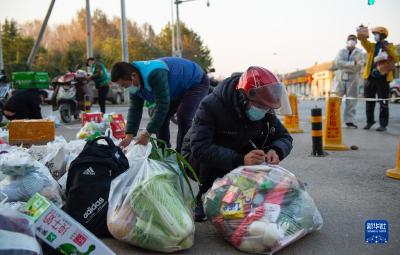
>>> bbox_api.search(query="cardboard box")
[356,26,369,40]
[9,119,55,145]
[12,72,49,89]
[23,193,115,255]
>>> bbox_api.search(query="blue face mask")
[246,106,268,121]
[128,85,140,94]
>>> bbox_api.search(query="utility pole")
[27,0,56,68]
[120,0,129,62]
[0,20,4,72]
[174,0,210,58]
[171,0,176,56]
[85,0,93,59]
[175,1,182,57]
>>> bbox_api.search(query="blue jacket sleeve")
[190,101,244,170]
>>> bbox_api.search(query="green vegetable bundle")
[107,139,198,252]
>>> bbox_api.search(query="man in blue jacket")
[181,66,293,221]
[111,57,209,151]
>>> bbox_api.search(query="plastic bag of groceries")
[28,137,68,180]
[0,192,42,255]
[57,139,86,192]
[63,139,86,172]
[0,151,63,206]
[204,164,323,254]
[76,121,110,140]
[107,144,195,253]
[41,137,68,180]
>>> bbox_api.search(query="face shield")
[246,82,292,115]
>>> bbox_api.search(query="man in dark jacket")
[181,66,293,221]
[3,89,43,120]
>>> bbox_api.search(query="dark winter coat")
[4,89,42,120]
[181,74,293,176]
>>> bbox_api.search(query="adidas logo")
[82,167,95,176]
[83,197,105,219]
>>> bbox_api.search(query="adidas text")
[83,197,105,219]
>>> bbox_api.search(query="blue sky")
[1,0,399,77]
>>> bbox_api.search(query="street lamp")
[173,0,210,57]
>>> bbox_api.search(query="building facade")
[283,61,335,98]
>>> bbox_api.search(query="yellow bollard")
[323,96,349,150]
[283,94,303,133]
[84,95,91,113]
[386,139,400,179]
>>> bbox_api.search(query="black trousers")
[97,86,109,114]
[157,74,209,152]
[364,77,390,127]
[196,163,228,202]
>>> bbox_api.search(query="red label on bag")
[72,231,88,247]
[81,113,102,126]
[110,114,126,139]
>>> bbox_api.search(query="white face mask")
[346,40,357,48]
[374,34,381,42]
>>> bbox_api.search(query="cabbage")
[108,141,197,252]
[128,173,194,252]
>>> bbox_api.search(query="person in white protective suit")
[333,34,364,128]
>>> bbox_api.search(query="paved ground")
[44,99,400,255]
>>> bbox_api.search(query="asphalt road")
[44,99,400,255]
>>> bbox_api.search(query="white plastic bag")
[53,139,86,192]
[0,151,40,176]
[28,145,48,162]
[40,137,68,180]
[63,139,86,172]
[45,115,61,128]
[204,164,323,254]
[374,50,389,63]
[107,144,195,253]
[0,151,63,206]
[0,128,8,144]
[0,193,42,255]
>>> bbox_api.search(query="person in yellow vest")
[358,26,399,131]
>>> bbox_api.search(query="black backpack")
[64,136,129,237]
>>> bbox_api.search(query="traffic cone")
[323,95,349,150]
[386,139,400,179]
[283,94,303,133]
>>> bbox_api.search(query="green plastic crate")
[12,72,49,89]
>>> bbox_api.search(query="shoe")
[363,122,376,130]
[346,123,358,129]
[194,199,207,222]
[376,126,387,132]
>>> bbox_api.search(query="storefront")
[283,70,313,97]
[283,62,334,98]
